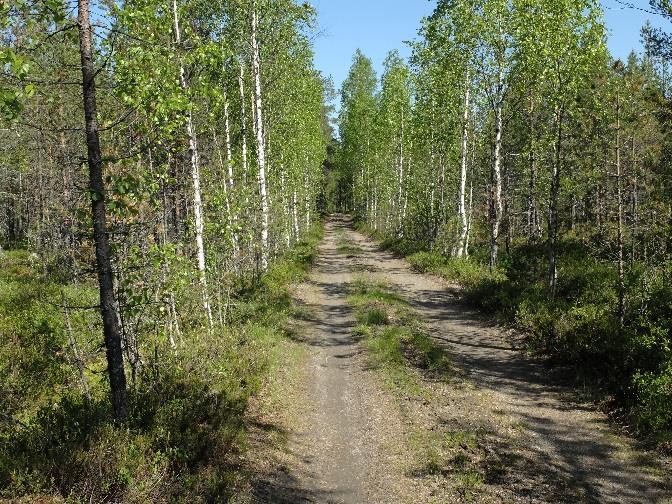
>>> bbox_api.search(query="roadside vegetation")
[1,0,329,500]
[0,227,322,501]
[361,224,672,442]
[333,0,672,443]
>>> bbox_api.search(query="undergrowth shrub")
[634,362,672,435]
[379,236,672,438]
[0,226,323,501]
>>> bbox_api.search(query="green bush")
[383,236,672,437]
[407,251,445,273]
[0,224,324,501]
[634,362,672,434]
[2,361,249,501]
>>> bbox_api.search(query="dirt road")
[248,215,669,503]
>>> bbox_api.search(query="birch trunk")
[251,5,270,270]
[238,61,249,191]
[402,139,410,225]
[397,107,404,236]
[528,95,541,239]
[465,181,474,254]
[159,150,181,347]
[304,166,311,230]
[172,0,212,328]
[222,101,240,255]
[213,130,236,253]
[490,98,503,270]
[548,107,564,296]
[456,78,470,257]
[293,190,300,239]
[280,164,291,247]
[223,100,235,190]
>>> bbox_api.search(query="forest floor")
[236,215,671,504]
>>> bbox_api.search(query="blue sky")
[312,0,670,97]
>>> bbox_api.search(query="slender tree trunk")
[465,180,474,254]
[279,163,291,247]
[373,185,378,231]
[528,95,540,240]
[457,77,470,257]
[304,165,311,230]
[397,107,404,236]
[223,100,235,190]
[293,190,300,238]
[213,130,237,251]
[238,62,249,193]
[490,97,503,270]
[548,107,564,296]
[77,0,127,420]
[439,154,446,220]
[631,137,638,265]
[63,290,90,402]
[403,139,410,225]
[172,0,212,328]
[251,5,270,270]
[616,91,625,328]
[222,100,240,255]
[505,166,512,254]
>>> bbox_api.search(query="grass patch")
[409,428,486,500]
[358,306,389,326]
[348,276,408,308]
[336,238,362,256]
[347,276,452,398]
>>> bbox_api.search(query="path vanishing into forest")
[246,215,670,504]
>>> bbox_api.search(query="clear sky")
[312,0,670,98]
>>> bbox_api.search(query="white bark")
[223,100,235,190]
[304,165,311,230]
[172,0,212,328]
[465,181,473,254]
[238,61,249,185]
[251,5,270,270]
[397,107,404,236]
[280,162,291,247]
[223,100,240,256]
[292,190,300,238]
[439,155,446,214]
[402,139,410,224]
[456,79,471,258]
[490,98,503,269]
[373,185,378,231]
[213,130,238,258]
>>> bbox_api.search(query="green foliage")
[407,252,505,291]
[401,241,672,436]
[0,250,100,423]
[633,362,672,434]
[2,357,252,500]
[0,224,322,500]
